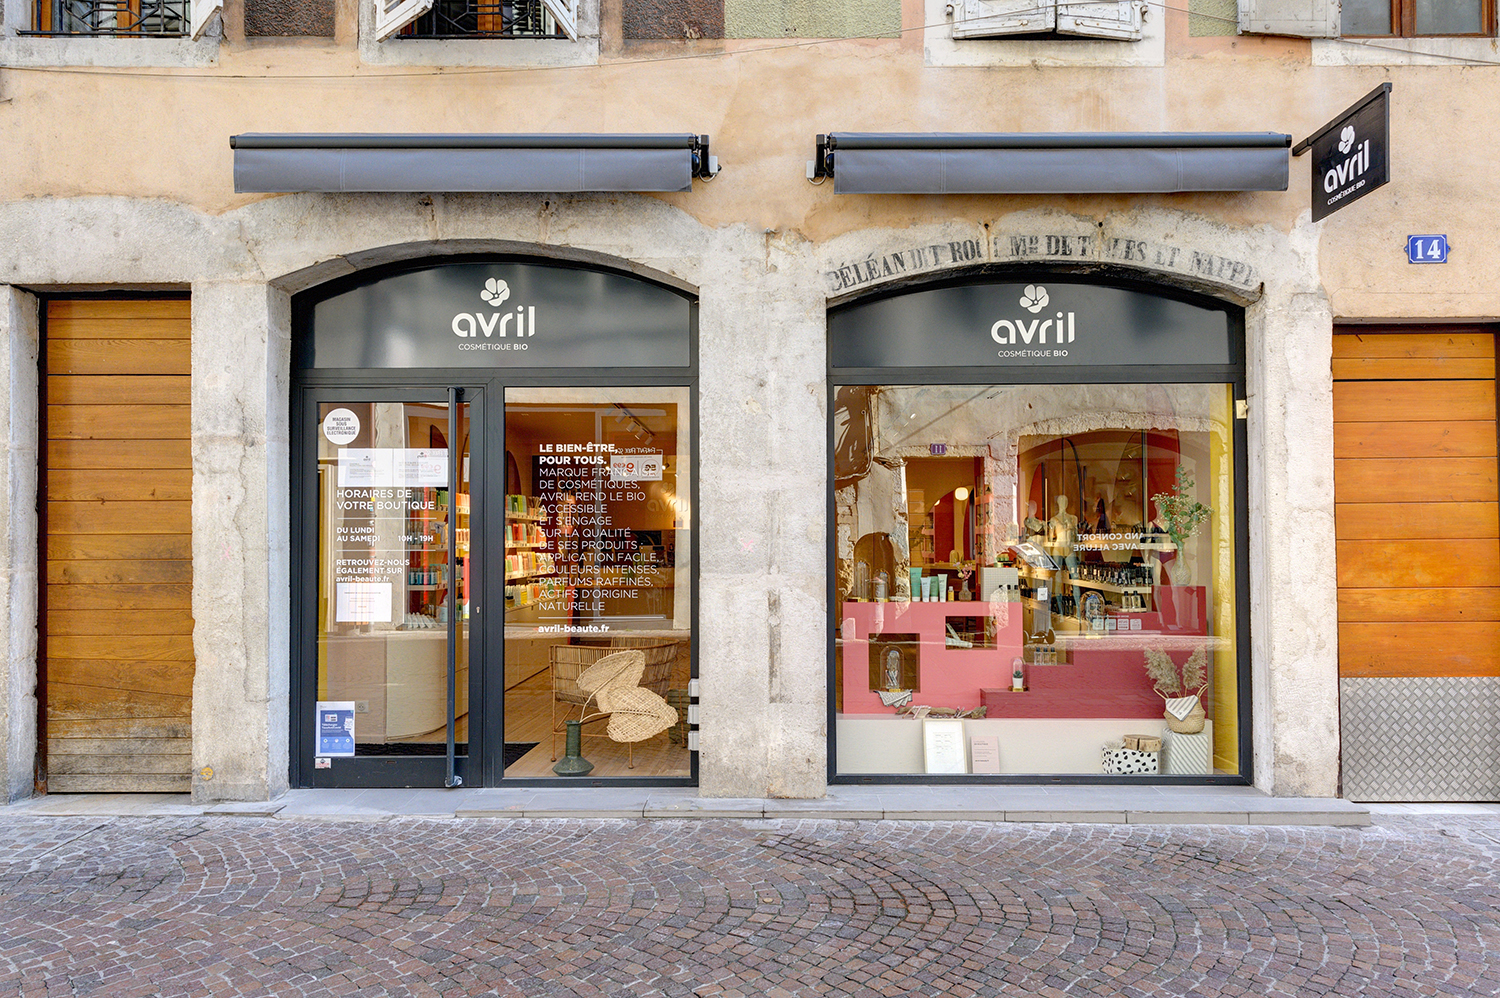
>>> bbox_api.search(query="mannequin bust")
[1023,500,1047,541]
[1049,495,1078,548]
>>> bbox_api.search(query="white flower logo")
[481,278,510,307]
[1338,126,1355,155]
[1019,285,1049,313]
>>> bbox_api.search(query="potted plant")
[1150,466,1212,585]
[1144,646,1207,733]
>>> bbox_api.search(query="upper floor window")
[23,0,217,36]
[1342,0,1491,35]
[29,0,182,34]
[377,0,576,39]
[400,0,565,37]
[951,0,1145,41]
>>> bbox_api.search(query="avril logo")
[990,285,1076,349]
[1324,125,1371,195]
[453,277,536,340]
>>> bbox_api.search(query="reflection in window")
[833,384,1239,777]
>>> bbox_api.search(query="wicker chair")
[549,644,679,767]
[581,637,679,697]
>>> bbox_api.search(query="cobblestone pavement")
[1,814,1497,998]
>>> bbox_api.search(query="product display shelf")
[1069,578,1151,595]
[505,494,560,611]
[404,487,461,626]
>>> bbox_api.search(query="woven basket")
[1164,696,1206,734]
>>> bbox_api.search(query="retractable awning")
[812,132,1291,194]
[230,133,717,194]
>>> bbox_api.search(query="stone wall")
[0,194,1341,799]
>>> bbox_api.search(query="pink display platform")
[840,600,1022,713]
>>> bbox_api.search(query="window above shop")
[1341,0,1491,36]
[20,0,218,36]
[951,0,1145,41]
[377,0,576,40]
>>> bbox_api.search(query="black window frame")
[825,265,1254,786]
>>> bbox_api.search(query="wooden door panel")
[1332,421,1497,459]
[46,583,192,610]
[47,501,191,534]
[1336,539,1500,588]
[48,658,195,698]
[48,438,191,469]
[47,340,189,377]
[1333,380,1495,422]
[1331,356,1495,380]
[43,299,195,794]
[48,376,190,405]
[1335,502,1498,540]
[47,404,190,439]
[46,609,194,636]
[1333,328,1500,688]
[1333,458,1497,503]
[1338,621,1500,677]
[46,560,193,586]
[1339,587,1500,623]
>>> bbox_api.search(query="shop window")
[25,0,217,35]
[1341,0,1490,35]
[502,387,693,779]
[952,0,1144,41]
[834,384,1241,777]
[828,275,1247,781]
[378,0,577,39]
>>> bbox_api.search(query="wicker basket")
[1163,695,1206,734]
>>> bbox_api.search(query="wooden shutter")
[189,0,221,39]
[1057,0,1143,39]
[1237,0,1338,37]
[540,0,578,39]
[953,0,1056,38]
[1333,328,1500,679]
[375,0,435,40]
[44,299,194,793]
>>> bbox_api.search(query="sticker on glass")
[316,701,356,757]
[610,452,663,481]
[322,408,361,445]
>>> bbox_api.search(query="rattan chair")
[549,645,679,767]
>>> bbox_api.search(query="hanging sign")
[1406,235,1449,265]
[1293,83,1391,222]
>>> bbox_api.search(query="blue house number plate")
[1407,235,1449,264]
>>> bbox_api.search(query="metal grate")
[26,0,188,35]
[401,0,564,38]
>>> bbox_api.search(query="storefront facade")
[1,3,1497,802]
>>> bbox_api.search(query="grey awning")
[815,132,1292,194]
[230,133,714,193]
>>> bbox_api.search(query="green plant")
[1151,466,1213,550]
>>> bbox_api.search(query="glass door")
[299,390,480,787]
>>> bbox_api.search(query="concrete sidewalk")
[6,784,1377,825]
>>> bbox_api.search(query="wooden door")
[1334,327,1500,799]
[43,299,193,793]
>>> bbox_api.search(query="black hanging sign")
[1293,83,1391,222]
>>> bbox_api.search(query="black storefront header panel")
[307,261,693,370]
[829,279,1233,370]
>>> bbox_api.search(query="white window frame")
[376,0,577,40]
[361,0,597,67]
[0,0,219,67]
[951,0,1145,41]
